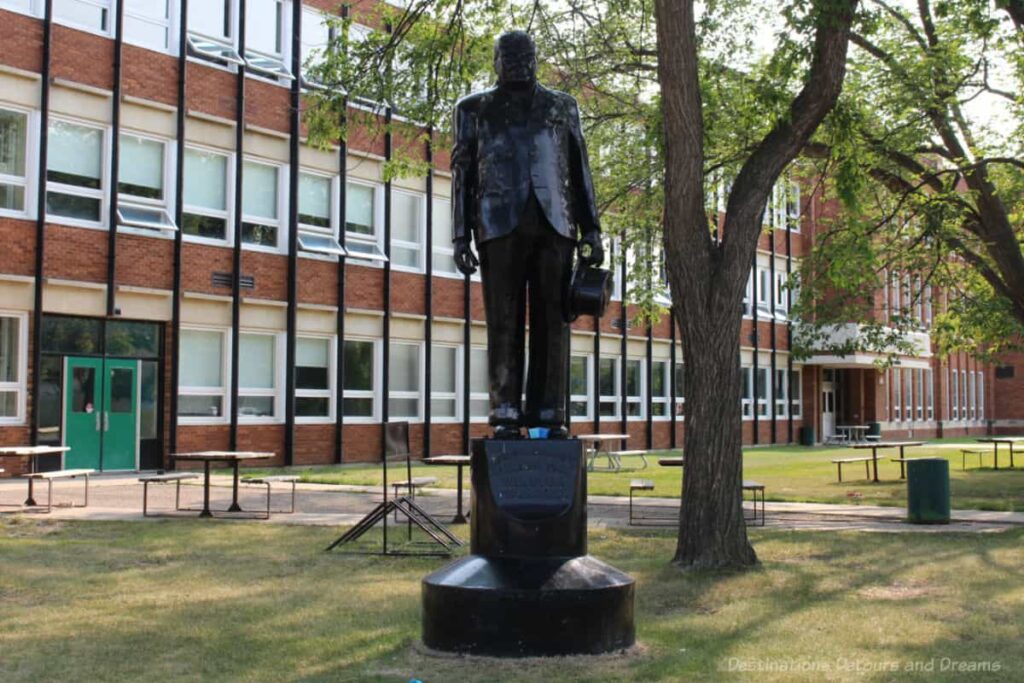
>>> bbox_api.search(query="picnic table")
[577,433,630,472]
[975,437,1024,470]
[836,425,870,443]
[0,446,71,506]
[424,455,470,524]
[846,441,925,482]
[172,451,273,518]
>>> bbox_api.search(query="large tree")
[796,0,1024,360]
[307,0,859,570]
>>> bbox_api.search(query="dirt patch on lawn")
[859,581,937,600]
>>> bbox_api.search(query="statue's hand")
[453,238,480,276]
[578,230,604,267]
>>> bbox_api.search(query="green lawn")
[1,519,1022,681]
[234,442,1024,512]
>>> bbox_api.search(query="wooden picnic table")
[847,441,925,482]
[836,425,870,443]
[0,446,71,506]
[577,433,630,472]
[975,437,1024,470]
[424,455,470,524]
[172,451,273,518]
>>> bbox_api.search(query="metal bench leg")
[83,474,89,508]
[144,481,150,517]
[47,479,53,514]
[289,481,296,514]
[265,482,271,520]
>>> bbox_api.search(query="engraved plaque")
[487,442,579,520]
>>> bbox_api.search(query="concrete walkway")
[1,473,1021,534]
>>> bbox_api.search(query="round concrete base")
[422,554,635,657]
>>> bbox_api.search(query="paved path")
[1,474,1021,534]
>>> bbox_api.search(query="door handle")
[104,411,109,432]
[95,412,101,431]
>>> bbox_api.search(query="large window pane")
[179,395,223,418]
[0,109,28,212]
[343,340,373,392]
[41,316,102,355]
[570,356,587,396]
[296,337,329,390]
[180,330,223,387]
[184,149,227,211]
[243,162,278,220]
[246,0,282,55]
[392,192,421,243]
[432,346,456,393]
[119,134,164,200]
[600,358,616,396]
[48,120,102,189]
[105,320,160,358]
[299,173,331,229]
[390,343,420,392]
[139,360,158,439]
[346,183,375,235]
[0,317,19,383]
[189,0,230,39]
[55,0,109,32]
[239,334,274,389]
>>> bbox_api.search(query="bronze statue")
[451,30,604,439]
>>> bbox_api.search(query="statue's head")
[494,30,536,87]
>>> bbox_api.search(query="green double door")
[64,357,138,471]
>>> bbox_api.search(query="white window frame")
[46,116,110,229]
[299,6,334,89]
[650,359,670,421]
[0,104,36,220]
[624,357,644,421]
[968,369,976,420]
[755,267,771,317]
[977,371,984,420]
[0,1,41,17]
[915,368,924,421]
[344,179,388,264]
[673,359,685,415]
[742,271,753,318]
[429,343,461,423]
[295,334,335,424]
[241,157,285,253]
[342,337,379,423]
[177,326,230,425]
[789,367,803,418]
[774,367,788,418]
[236,331,282,424]
[54,0,113,37]
[243,0,294,83]
[598,356,620,419]
[568,353,593,422]
[950,368,958,421]
[182,145,234,246]
[117,130,177,235]
[390,188,426,273]
[0,311,28,425]
[903,368,913,422]
[468,346,489,422]
[961,369,968,422]
[740,366,753,420]
[786,180,801,232]
[755,366,770,418]
[388,340,423,422]
[431,195,460,279]
[124,0,178,53]
[893,368,902,422]
[187,0,244,68]
[926,368,934,421]
[297,170,345,258]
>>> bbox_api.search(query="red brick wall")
[0,9,43,73]
[0,218,37,277]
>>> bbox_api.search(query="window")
[915,368,924,421]
[774,368,788,418]
[300,7,332,88]
[182,148,229,241]
[0,1,38,16]
[950,369,958,420]
[786,180,800,231]
[789,369,802,418]
[297,172,345,256]
[469,347,489,420]
[740,366,752,418]
[391,190,424,270]
[241,160,281,249]
[187,0,243,65]
[342,339,376,419]
[742,271,753,317]
[432,197,458,276]
[625,359,643,418]
[968,369,976,420]
[892,369,902,421]
[244,0,292,80]
[926,368,934,421]
[913,276,924,324]
[117,133,176,231]
[755,367,769,417]
[924,285,933,327]
[125,0,173,51]
[774,271,789,319]
[903,368,913,422]
[755,268,771,316]
[0,108,29,215]
[0,314,26,423]
[296,336,332,420]
[47,120,105,224]
[178,328,227,420]
[674,361,685,411]
[651,360,669,418]
[55,0,111,34]
[569,355,591,419]
[430,345,459,420]
[345,181,387,262]
[389,342,421,420]
[605,238,623,301]
[977,371,984,420]
[599,357,619,418]
[961,369,967,421]
[238,332,278,420]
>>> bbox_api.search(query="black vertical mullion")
[106,0,125,317]
[229,1,248,451]
[169,0,189,464]
[423,131,433,458]
[381,104,392,444]
[770,204,778,444]
[752,251,759,446]
[284,0,302,468]
[30,0,55,453]
[786,211,794,443]
[335,4,350,465]
[619,253,627,444]
[462,275,470,453]
[644,235,653,449]
[592,317,600,433]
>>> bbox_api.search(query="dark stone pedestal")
[422,439,636,657]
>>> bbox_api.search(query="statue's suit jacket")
[451,84,601,245]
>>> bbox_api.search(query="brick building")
[0,0,1001,476]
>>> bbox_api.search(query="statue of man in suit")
[451,30,604,439]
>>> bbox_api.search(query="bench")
[890,456,932,480]
[961,449,987,471]
[830,456,881,483]
[23,469,94,513]
[627,479,676,526]
[140,473,200,516]
[242,475,299,517]
[607,450,650,471]
[391,476,438,499]
[742,480,766,526]
[865,434,881,442]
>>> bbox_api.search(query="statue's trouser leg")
[479,232,528,426]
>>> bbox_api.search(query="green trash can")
[867,422,881,439]
[906,458,950,524]
[799,426,815,446]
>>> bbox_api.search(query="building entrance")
[64,357,139,471]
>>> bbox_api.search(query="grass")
[234,441,1024,512]
[1,519,1023,681]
